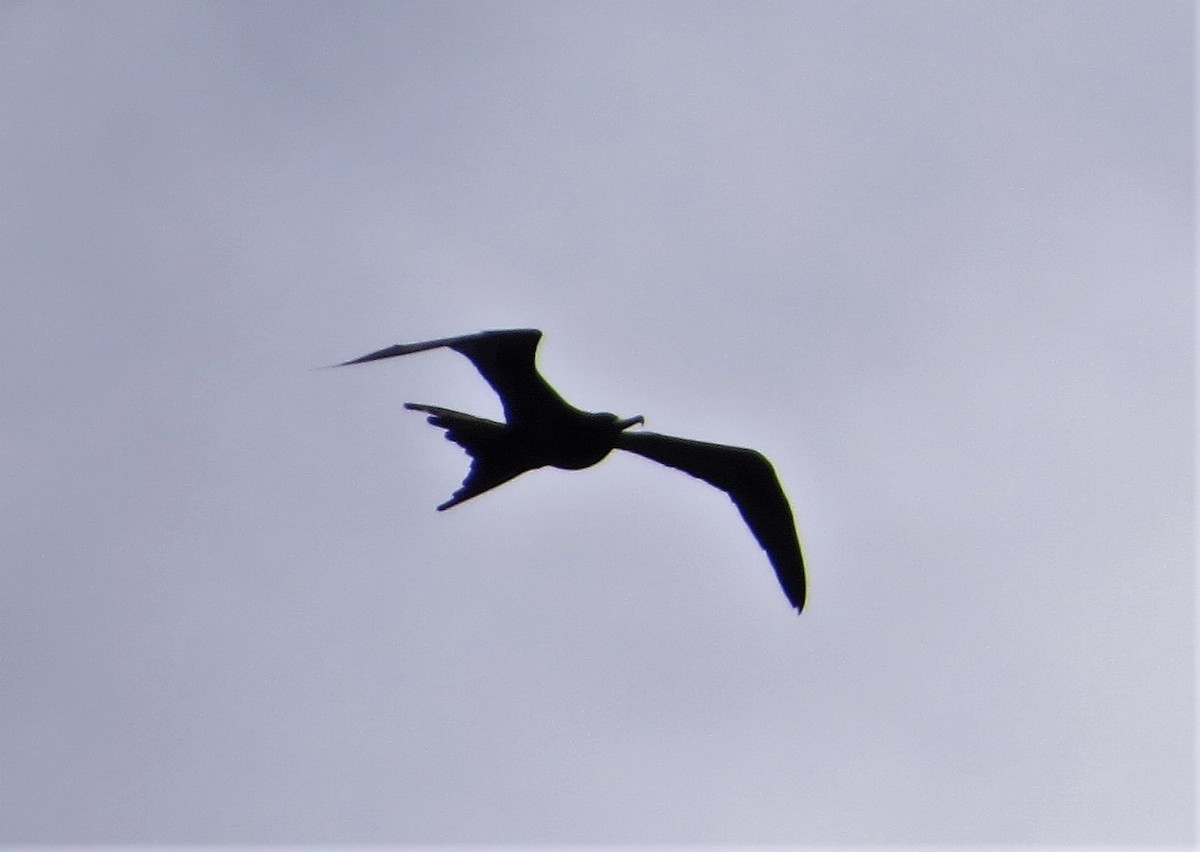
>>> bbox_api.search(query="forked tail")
[404,403,529,509]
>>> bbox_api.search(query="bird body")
[338,328,806,612]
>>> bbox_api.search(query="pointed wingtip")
[332,342,426,369]
[315,354,383,370]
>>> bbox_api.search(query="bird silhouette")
[338,329,806,612]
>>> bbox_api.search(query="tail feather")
[404,403,528,508]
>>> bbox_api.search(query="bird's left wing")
[615,430,806,612]
[336,329,571,425]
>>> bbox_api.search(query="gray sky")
[0,0,1193,844]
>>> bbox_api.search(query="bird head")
[583,411,644,439]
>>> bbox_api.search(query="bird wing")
[615,430,806,612]
[338,329,571,425]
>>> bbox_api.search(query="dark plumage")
[338,329,806,612]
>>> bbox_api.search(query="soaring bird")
[338,329,806,612]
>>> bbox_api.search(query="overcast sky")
[0,0,1193,845]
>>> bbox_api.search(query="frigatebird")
[338,329,805,612]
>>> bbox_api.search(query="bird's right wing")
[338,329,571,425]
[615,430,806,612]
